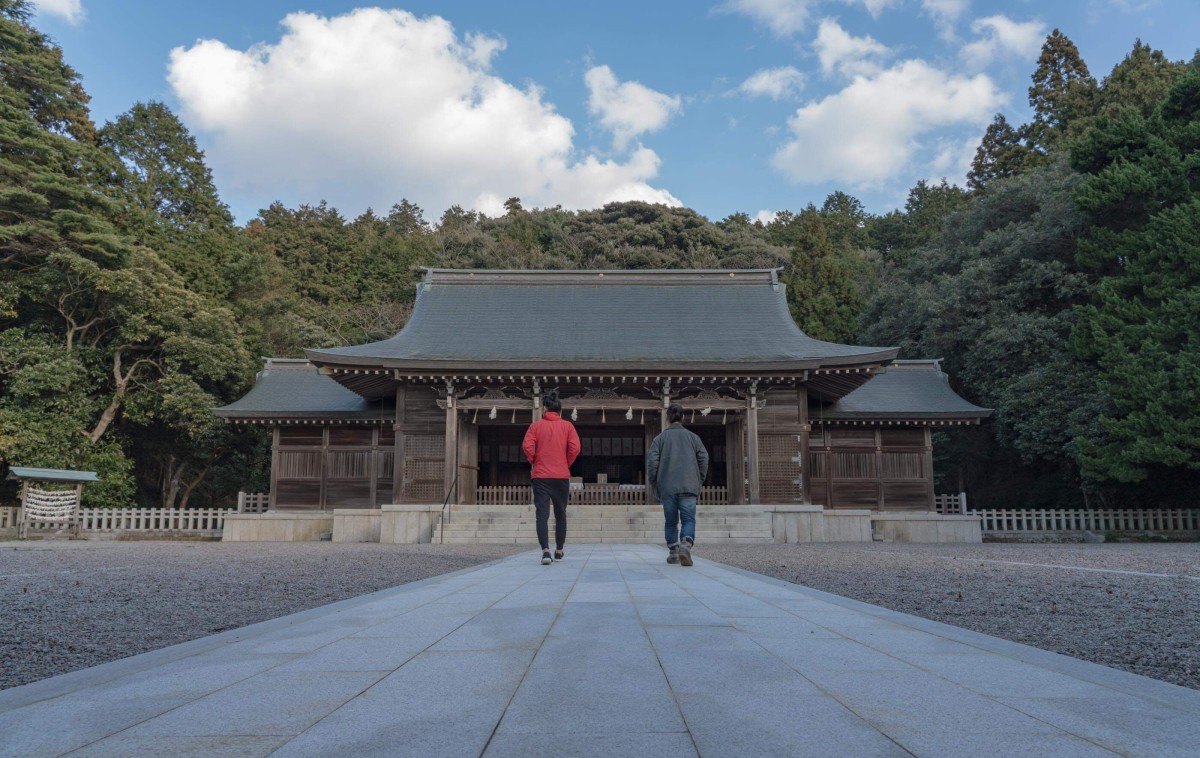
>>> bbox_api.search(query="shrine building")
[216,269,989,543]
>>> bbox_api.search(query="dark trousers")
[532,478,569,551]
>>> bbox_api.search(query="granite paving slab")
[1,545,1197,757]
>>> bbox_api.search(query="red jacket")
[522,411,581,479]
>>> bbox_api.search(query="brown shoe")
[677,543,693,567]
[667,546,680,565]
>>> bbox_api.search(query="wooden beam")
[393,385,405,503]
[798,385,812,504]
[727,418,746,505]
[444,388,459,504]
[746,390,761,504]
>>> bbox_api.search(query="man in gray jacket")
[647,403,709,566]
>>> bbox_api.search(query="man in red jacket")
[522,391,580,565]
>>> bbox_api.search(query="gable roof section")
[214,359,393,422]
[305,269,899,374]
[820,360,991,421]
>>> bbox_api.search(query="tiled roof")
[822,360,991,419]
[214,359,393,420]
[305,269,898,372]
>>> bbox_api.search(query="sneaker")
[554,550,565,561]
[666,546,680,565]
[678,543,693,567]
[541,550,553,565]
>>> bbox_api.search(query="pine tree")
[1068,69,1200,491]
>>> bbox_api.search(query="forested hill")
[1,0,1197,510]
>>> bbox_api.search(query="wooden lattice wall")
[272,426,394,510]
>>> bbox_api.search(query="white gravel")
[3,541,1197,693]
[702,542,1200,690]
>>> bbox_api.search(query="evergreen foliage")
[1068,68,1200,491]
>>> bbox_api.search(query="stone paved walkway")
[2,545,1198,757]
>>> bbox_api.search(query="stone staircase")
[436,504,773,544]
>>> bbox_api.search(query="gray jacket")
[647,423,710,498]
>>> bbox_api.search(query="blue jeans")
[661,493,697,547]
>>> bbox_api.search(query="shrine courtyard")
[1,543,1198,757]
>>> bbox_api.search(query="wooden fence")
[0,506,227,533]
[975,508,1200,534]
[475,485,729,506]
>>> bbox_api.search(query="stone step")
[450,505,766,514]
[437,528,772,540]
[436,535,773,544]
[440,517,769,527]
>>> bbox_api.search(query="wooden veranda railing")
[475,485,730,506]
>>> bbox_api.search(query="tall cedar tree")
[1027,29,1098,153]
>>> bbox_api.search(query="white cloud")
[754,209,780,224]
[841,0,901,18]
[814,19,889,77]
[922,0,969,40]
[168,9,679,220]
[33,0,84,25]
[771,59,1004,187]
[961,16,1046,68]
[739,66,806,100]
[928,135,979,182]
[585,65,682,149]
[719,0,818,36]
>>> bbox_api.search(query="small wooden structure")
[8,467,98,539]
[217,269,991,515]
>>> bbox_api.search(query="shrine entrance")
[473,412,730,505]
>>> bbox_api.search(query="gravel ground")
[0,541,521,691]
[702,542,1200,690]
[3,541,1197,693]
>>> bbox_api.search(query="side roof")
[820,360,992,421]
[214,359,394,422]
[305,269,899,373]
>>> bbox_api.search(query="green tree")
[0,1,251,506]
[967,114,1030,191]
[1068,68,1200,491]
[779,206,861,342]
[1097,40,1186,119]
[1027,29,1097,152]
[861,161,1101,508]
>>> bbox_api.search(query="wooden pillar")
[661,382,671,430]
[269,426,280,511]
[319,426,328,511]
[923,425,935,512]
[797,385,812,504]
[645,416,661,504]
[533,380,543,422]
[726,419,746,505]
[459,421,478,504]
[875,428,884,511]
[444,385,458,503]
[392,385,405,503]
[745,388,761,504]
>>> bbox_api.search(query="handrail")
[438,440,461,544]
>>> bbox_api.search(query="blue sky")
[31,0,1200,225]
